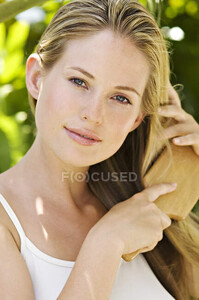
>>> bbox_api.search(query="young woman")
[0,0,199,299]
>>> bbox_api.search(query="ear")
[26,53,43,100]
[129,111,146,132]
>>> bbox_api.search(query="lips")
[65,127,102,141]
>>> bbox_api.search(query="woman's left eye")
[113,95,131,105]
[70,78,87,88]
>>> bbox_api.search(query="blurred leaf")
[146,0,156,15]
[62,0,71,5]
[139,0,147,6]
[6,21,29,53]
[0,0,48,23]
[165,6,178,18]
[0,114,20,148]
[1,88,28,116]
[0,23,6,51]
[186,1,198,16]
[0,21,28,83]
[0,50,24,83]
[169,0,185,9]
[0,129,11,172]
[44,11,56,24]
[0,113,23,165]
[0,23,6,76]
[42,0,60,11]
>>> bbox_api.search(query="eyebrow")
[66,66,141,97]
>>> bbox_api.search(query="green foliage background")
[0,0,199,214]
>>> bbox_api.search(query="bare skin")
[0,175,107,261]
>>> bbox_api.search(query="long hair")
[28,1,199,299]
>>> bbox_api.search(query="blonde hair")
[28,0,199,298]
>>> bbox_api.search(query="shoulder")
[0,221,35,299]
[0,223,17,250]
[0,173,21,251]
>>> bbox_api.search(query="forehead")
[55,29,150,94]
[62,29,149,67]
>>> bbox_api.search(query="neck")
[11,134,93,212]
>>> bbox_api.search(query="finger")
[161,213,172,229]
[168,83,181,108]
[158,105,186,122]
[143,183,177,203]
[172,133,199,145]
[162,123,191,140]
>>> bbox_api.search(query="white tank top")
[0,193,175,300]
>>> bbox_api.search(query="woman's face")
[27,29,150,167]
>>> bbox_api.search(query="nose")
[80,94,104,125]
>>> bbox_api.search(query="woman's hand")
[158,83,199,156]
[91,183,176,256]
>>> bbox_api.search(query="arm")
[57,227,123,300]
[0,224,35,299]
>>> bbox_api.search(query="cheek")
[37,81,77,124]
[109,109,137,136]
[47,81,85,118]
[105,113,136,151]
[35,86,63,134]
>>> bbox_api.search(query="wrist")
[87,225,124,256]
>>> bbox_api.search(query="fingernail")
[173,138,180,143]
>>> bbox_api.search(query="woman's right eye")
[70,78,87,88]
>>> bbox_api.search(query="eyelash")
[69,78,132,105]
